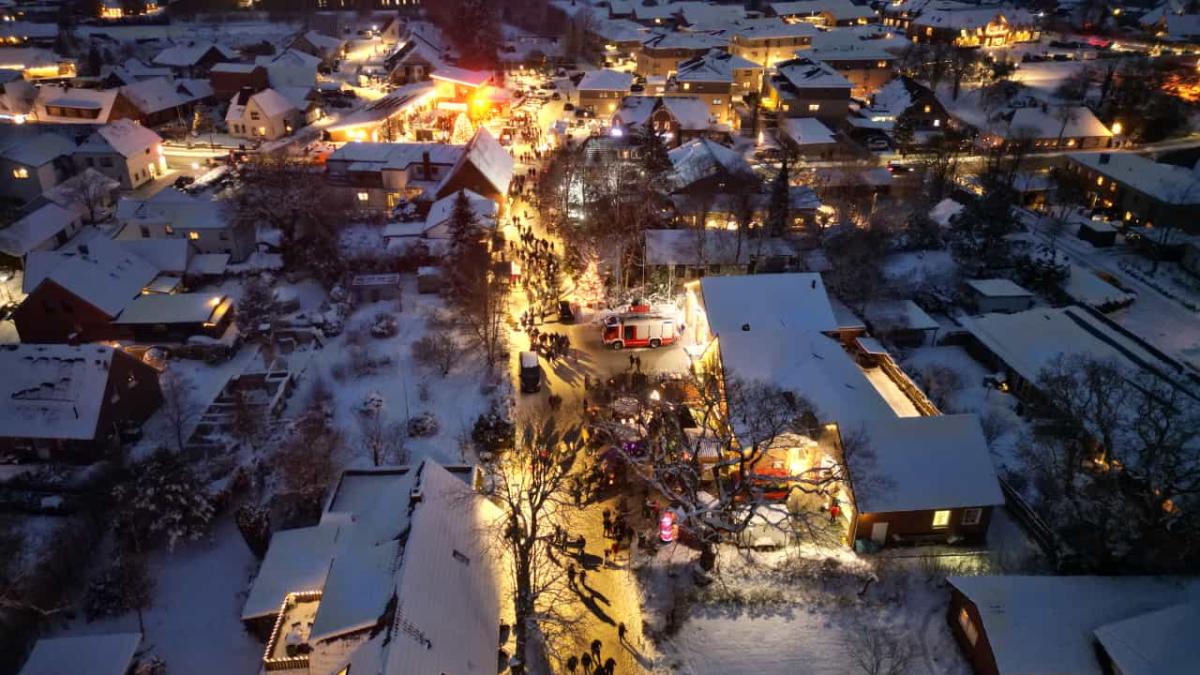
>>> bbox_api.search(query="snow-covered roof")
[578,68,634,92]
[1063,264,1136,310]
[242,521,342,620]
[328,141,464,170]
[642,30,729,51]
[152,41,235,67]
[961,306,1186,388]
[999,106,1111,141]
[771,0,878,21]
[676,49,760,83]
[102,58,173,86]
[1093,602,1200,675]
[1165,13,1200,40]
[18,632,141,675]
[774,56,852,90]
[660,96,712,130]
[249,87,297,118]
[862,299,939,332]
[309,469,418,642]
[120,76,212,115]
[0,344,126,441]
[680,3,747,28]
[297,29,344,54]
[326,81,434,133]
[731,17,817,40]
[0,21,58,41]
[113,292,229,325]
[23,236,158,317]
[0,202,78,258]
[0,130,74,167]
[717,328,897,427]
[947,576,1200,675]
[116,188,225,231]
[423,189,498,236]
[77,120,162,158]
[851,414,1003,513]
[429,64,491,88]
[780,117,836,145]
[33,85,120,124]
[612,95,658,127]
[809,41,895,64]
[964,278,1031,298]
[437,127,514,198]
[699,272,838,337]
[1068,152,1200,205]
[376,462,503,675]
[668,138,755,189]
[590,17,649,43]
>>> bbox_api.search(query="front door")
[870,522,888,545]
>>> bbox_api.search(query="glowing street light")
[1111,121,1123,136]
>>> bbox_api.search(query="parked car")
[173,175,195,189]
[563,103,575,111]
[519,351,542,393]
[866,137,890,151]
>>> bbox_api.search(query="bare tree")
[412,333,462,377]
[60,170,113,223]
[272,401,341,520]
[843,617,913,675]
[356,410,408,466]
[490,418,585,673]
[158,370,199,454]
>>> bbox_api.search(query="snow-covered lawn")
[653,546,972,675]
[67,518,263,675]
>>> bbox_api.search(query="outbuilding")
[847,414,1005,549]
[1076,217,1117,247]
[962,279,1034,314]
[348,273,402,304]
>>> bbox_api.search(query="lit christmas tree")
[450,112,474,145]
[575,255,606,309]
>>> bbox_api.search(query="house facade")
[1066,152,1200,232]
[72,120,166,190]
[0,131,75,203]
[728,20,816,67]
[225,88,301,141]
[763,57,852,124]
[576,68,634,116]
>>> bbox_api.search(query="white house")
[226,88,301,140]
[0,130,76,203]
[0,202,84,262]
[255,49,321,89]
[114,188,257,262]
[72,119,166,190]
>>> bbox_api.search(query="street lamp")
[1111,121,1123,136]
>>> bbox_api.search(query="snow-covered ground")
[654,546,972,675]
[66,518,263,675]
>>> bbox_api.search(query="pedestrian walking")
[611,540,620,560]
[567,564,576,586]
[628,354,635,371]
[604,657,616,675]
[578,569,587,587]
[567,655,578,673]
[635,355,642,373]
[581,653,592,673]
[602,509,611,537]
[591,639,602,662]
[618,623,627,642]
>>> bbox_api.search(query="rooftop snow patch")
[1069,152,1200,205]
[241,521,342,621]
[717,328,898,429]
[964,278,1031,298]
[850,414,1004,514]
[0,344,123,441]
[18,632,141,675]
[113,293,230,325]
[436,127,514,199]
[577,69,634,92]
[22,236,159,317]
[699,272,838,337]
[1092,602,1200,675]
[0,202,78,258]
[79,119,162,158]
[668,137,755,189]
[948,576,1200,675]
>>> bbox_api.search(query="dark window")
[139,226,150,238]
[624,325,635,340]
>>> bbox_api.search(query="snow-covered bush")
[84,554,154,625]
[407,412,439,438]
[471,408,514,457]
[370,312,398,338]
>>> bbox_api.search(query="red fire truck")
[602,314,678,350]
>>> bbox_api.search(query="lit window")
[962,508,982,526]
[808,104,820,112]
[12,167,28,179]
[1124,211,1132,220]
[933,119,941,127]
[357,192,370,202]
[682,82,690,90]
[1097,176,1104,186]
[188,231,199,240]
[164,225,175,235]
[958,608,979,646]
[923,104,931,113]
[932,510,951,528]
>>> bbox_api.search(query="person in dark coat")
[591,639,602,662]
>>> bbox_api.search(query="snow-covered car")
[734,504,793,549]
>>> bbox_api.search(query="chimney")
[410,488,423,504]
[1099,153,1111,165]
[422,151,431,180]
[811,279,816,289]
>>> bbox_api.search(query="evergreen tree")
[447,189,480,256]
[766,155,791,236]
[114,450,216,553]
[633,127,672,192]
